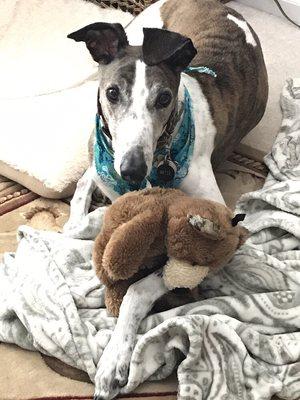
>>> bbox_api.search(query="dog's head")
[68,24,196,184]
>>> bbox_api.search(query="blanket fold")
[1,79,300,400]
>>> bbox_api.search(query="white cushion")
[0,0,132,198]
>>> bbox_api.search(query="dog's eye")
[156,91,172,108]
[106,86,119,103]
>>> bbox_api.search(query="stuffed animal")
[93,188,247,316]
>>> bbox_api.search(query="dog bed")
[0,1,299,399]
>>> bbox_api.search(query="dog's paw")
[94,337,133,399]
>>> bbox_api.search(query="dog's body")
[66,1,268,398]
[67,0,268,215]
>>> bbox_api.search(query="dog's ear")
[68,22,128,64]
[142,28,197,72]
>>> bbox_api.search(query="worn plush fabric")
[0,79,300,399]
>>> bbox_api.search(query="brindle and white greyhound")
[66,0,268,398]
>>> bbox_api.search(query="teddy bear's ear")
[231,213,246,227]
[102,208,164,281]
[187,214,224,240]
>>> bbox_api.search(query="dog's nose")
[120,149,147,184]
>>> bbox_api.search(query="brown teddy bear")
[93,188,247,316]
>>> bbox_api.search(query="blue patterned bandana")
[94,88,195,196]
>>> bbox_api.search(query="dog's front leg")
[94,270,168,400]
[63,166,98,236]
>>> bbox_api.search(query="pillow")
[0,0,132,198]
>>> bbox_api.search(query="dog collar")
[184,65,217,78]
[94,87,195,195]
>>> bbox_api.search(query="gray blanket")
[1,79,300,400]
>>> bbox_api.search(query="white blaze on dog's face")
[68,23,196,184]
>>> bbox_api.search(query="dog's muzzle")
[120,147,147,184]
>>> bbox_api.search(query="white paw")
[94,337,134,400]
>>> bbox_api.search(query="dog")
[66,0,268,398]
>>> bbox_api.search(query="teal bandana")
[94,66,217,196]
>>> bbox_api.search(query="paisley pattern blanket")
[0,79,300,400]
